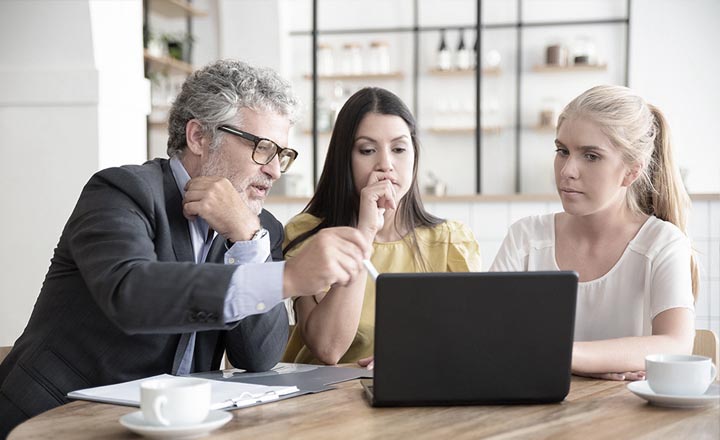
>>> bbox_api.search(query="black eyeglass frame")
[217,125,299,173]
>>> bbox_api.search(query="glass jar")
[572,37,596,65]
[539,98,560,128]
[368,41,390,74]
[341,43,363,75]
[317,43,334,76]
[545,42,568,66]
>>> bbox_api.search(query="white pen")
[363,259,379,282]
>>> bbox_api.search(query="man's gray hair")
[166,59,299,157]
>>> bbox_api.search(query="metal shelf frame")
[298,0,631,193]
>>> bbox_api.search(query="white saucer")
[119,409,232,439]
[627,381,720,408]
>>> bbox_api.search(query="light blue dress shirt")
[169,157,285,374]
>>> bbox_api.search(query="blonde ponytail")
[646,105,699,298]
[559,85,699,299]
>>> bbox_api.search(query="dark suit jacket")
[0,158,288,424]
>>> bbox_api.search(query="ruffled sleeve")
[282,213,323,260]
[445,221,483,272]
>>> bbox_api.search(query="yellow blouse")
[282,213,482,364]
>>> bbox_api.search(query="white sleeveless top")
[490,214,695,341]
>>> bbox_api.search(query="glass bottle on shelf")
[455,28,471,71]
[436,29,452,71]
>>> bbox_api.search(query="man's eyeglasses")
[217,125,298,173]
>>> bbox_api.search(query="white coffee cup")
[645,354,717,396]
[140,377,211,426]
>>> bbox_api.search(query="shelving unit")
[143,49,194,74]
[428,126,503,135]
[143,0,206,159]
[162,0,208,17]
[532,63,608,73]
[296,0,630,194]
[427,67,501,76]
[303,72,404,80]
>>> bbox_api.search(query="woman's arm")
[294,172,396,364]
[571,307,695,377]
[294,275,369,365]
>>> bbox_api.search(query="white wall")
[266,198,720,337]
[0,0,718,347]
[629,0,720,194]
[0,0,147,346]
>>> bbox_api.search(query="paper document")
[68,374,299,410]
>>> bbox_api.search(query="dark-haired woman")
[282,87,481,365]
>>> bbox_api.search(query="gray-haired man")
[0,59,370,436]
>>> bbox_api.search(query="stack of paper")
[68,374,299,410]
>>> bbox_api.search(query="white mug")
[140,377,211,426]
[645,354,717,396]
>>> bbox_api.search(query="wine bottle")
[437,29,451,71]
[456,28,471,70]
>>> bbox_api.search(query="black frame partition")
[297,0,631,194]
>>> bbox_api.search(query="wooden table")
[9,376,719,439]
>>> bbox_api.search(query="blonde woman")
[491,85,697,380]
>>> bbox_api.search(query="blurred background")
[1,0,718,345]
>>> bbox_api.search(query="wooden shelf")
[428,67,501,76]
[531,125,557,133]
[303,72,404,81]
[159,0,208,17]
[302,129,332,135]
[144,50,194,74]
[532,63,608,73]
[266,193,720,204]
[428,126,503,135]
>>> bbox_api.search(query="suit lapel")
[206,235,227,263]
[162,160,194,262]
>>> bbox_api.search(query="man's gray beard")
[202,155,268,215]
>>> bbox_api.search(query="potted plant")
[161,32,194,62]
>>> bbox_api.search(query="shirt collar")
[169,156,212,243]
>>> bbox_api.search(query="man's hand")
[183,176,260,242]
[284,227,372,297]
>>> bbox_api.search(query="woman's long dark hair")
[284,87,443,262]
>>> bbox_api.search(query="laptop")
[362,271,578,406]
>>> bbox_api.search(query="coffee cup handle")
[152,395,170,426]
[711,364,717,382]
